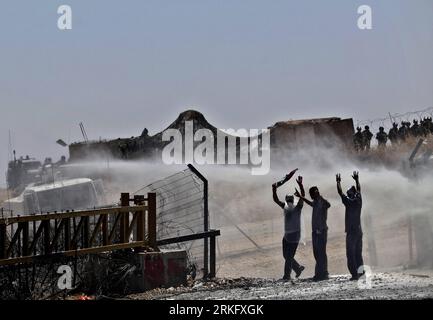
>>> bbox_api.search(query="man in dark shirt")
[336,171,364,280]
[272,168,305,281]
[295,185,331,281]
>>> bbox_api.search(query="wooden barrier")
[0,193,156,266]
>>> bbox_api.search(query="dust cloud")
[6,133,426,277]
[68,139,433,273]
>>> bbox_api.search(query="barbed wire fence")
[133,166,207,278]
[355,107,433,133]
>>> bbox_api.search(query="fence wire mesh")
[134,167,206,276]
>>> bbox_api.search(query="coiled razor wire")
[356,107,433,132]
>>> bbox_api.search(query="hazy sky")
[1,0,433,183]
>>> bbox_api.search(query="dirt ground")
[210,216,415,280]
[128,271,433,300]
[126,215,433,300]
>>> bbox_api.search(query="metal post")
[187,164,209,278]
[203,178,209,278]
[210,233,216,278]
[120,193,129,243]
[147,192,157,249]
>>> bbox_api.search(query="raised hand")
[290,168,299,174]
[352,171,359,181]
[296,175,303,185]
[336,173,341,183]
[286,168,299,180]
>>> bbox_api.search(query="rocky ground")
[127,271,433,300]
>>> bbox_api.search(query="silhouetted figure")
[419,118,430,137]
[376,127,388,148]
[411,120,421,137]
[295,185,330,281]
[56,155,67,165]
[388,123,399,146]
[141,128,149,137]
[336,171,364,281]
[353,127,364,152]
[362,126,373,151]
[425,117,433,134]
[272,168,305,281]
[398,121,410,143]
[118,141,128,159]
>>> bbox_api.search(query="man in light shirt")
[272,168,306,281]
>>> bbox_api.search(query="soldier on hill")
[398,122,410,143]
[411,120,421,137]
[425,117,433,135]
[353,127,364,152]
[388,123,399,146]
[362,126,373,151]
[376,127,388,148]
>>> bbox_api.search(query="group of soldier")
[353,117,433,151]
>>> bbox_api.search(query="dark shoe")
[295,266,305,278]
[350,275,359,281]
[280,276,291,282]
[313,275,329,282]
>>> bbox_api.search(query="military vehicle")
[2,178,106,216]
[6,154,67,196]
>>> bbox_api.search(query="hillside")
[68,110,354,161]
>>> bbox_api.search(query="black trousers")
[282,234,302,279]
[312,230,328,279]
[346,231,364,277]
